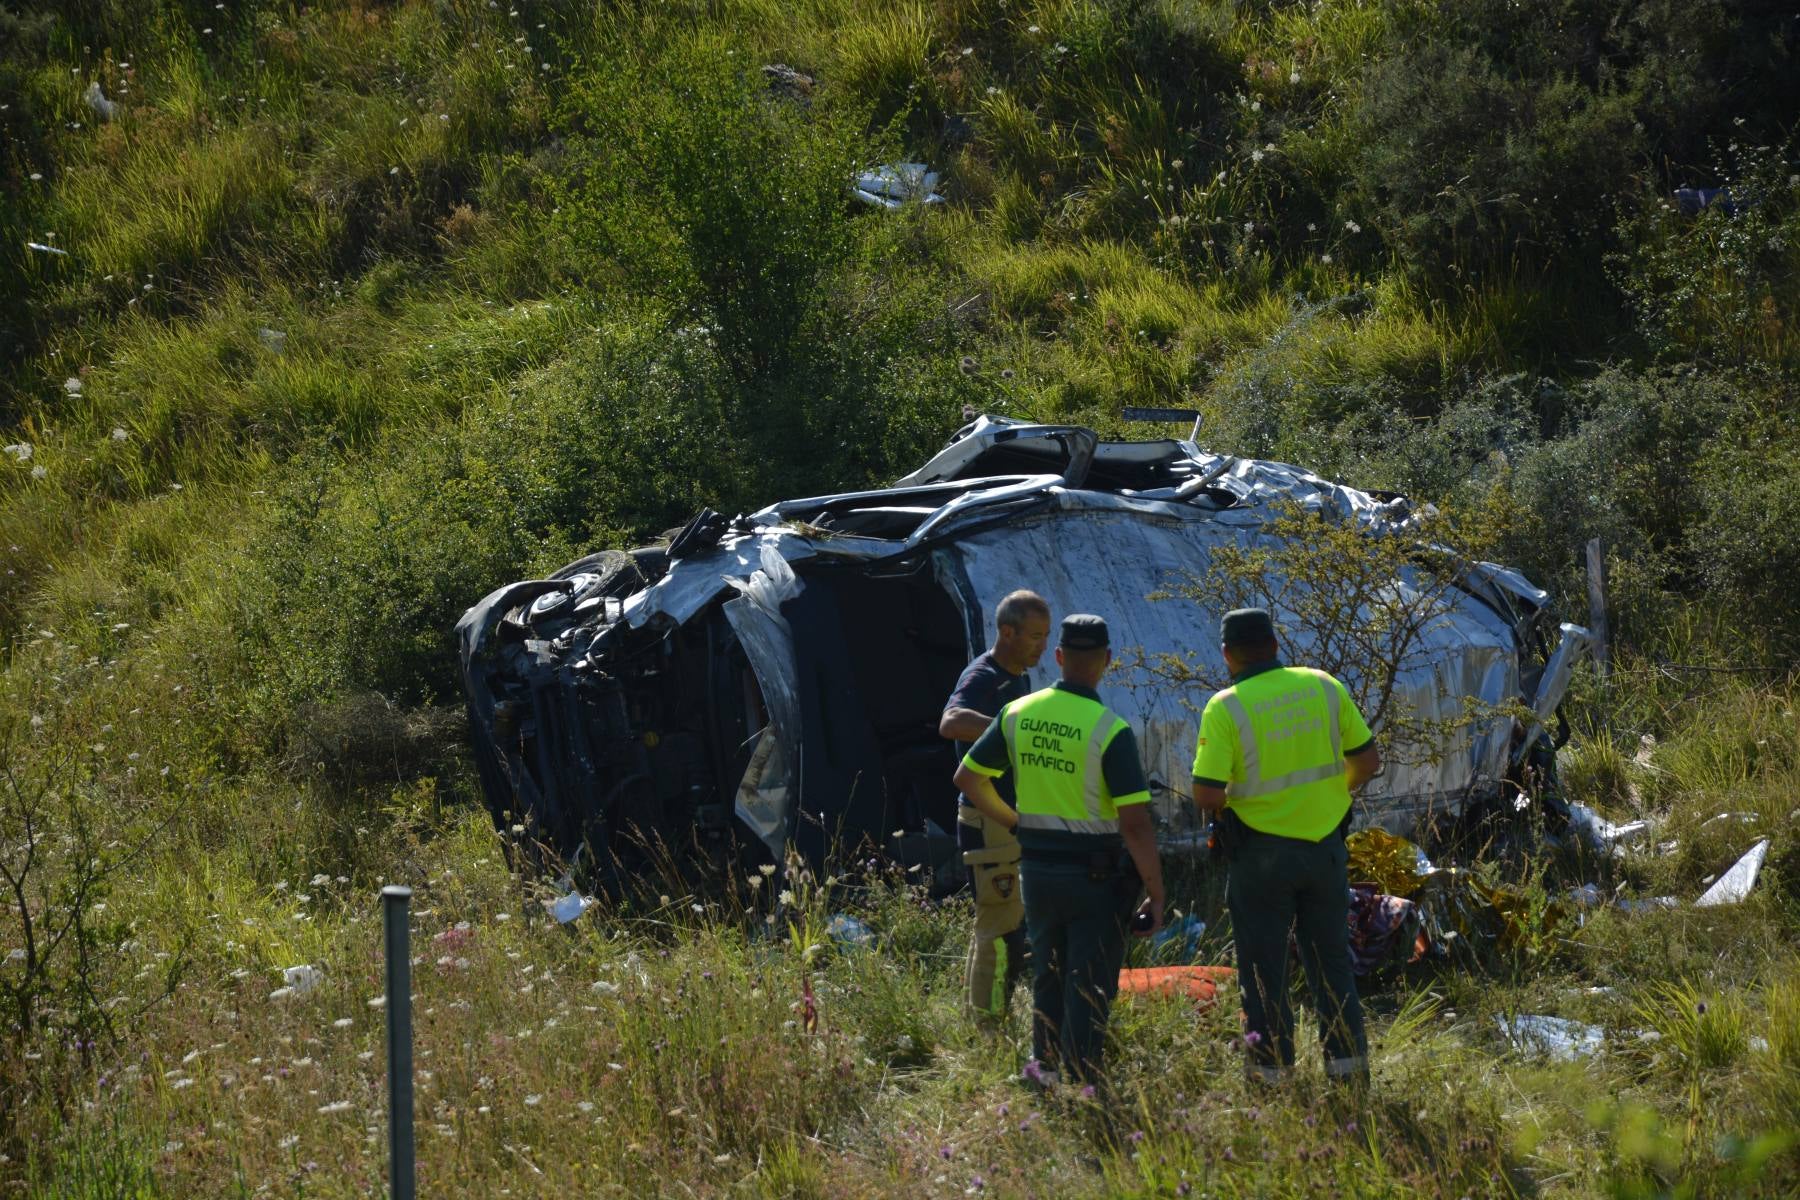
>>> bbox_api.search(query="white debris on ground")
[1566,802,1652,856]
[852,163,943,210]
[547,890,593,924]
[1695,839,1770,907]
[281,964,323,996]
[1499,1014,1605,1061]
[84,80,118,121]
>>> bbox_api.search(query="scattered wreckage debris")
[1499,1013,1605,1061]
[456,416,1590,894]
[1696,839,1769,907]
[853,162,943,209]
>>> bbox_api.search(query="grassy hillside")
[2,1,1797,1195]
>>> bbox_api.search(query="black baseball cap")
[1220,607,1277,647]
[1059,613,1110,650]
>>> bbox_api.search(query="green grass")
[3,0,1799,1194]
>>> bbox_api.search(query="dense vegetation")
[1,1,1796,1195]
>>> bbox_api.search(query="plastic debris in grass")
[1146,913,1207,963]
[547,890,593,923]
[1568,882,1605,908]
[25,242,68,256]
[1695,839,1769,907]
[279,964,323,997]
[852,163,943,210]
[1346,827,1435,896]
[84,81,117,121]
[1499,1013,1604,1061]
[826,913,874,949]
[258,327,287,355]
[1565,802,1652,857]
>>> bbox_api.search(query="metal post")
[1584,537,1609,682]
[381,885,415,1200]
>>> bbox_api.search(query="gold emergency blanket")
[1346,827,1431,896]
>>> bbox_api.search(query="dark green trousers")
[1226,828,1368,1082]
[1021,860,1136,1083]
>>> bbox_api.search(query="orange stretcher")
[1116,965,1237,1010]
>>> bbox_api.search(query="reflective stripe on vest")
[1001,687,1128,835]
[1218,667,1353,841]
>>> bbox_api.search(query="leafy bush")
[551,31,875,383]
[1347,40,1638,289]
[1612,147,1800,371]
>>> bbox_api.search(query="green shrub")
[1347,40,1638,289]
[1612,147,1800,371]
[551,30,876,383]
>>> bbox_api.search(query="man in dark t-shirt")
[939,589,1050,1023]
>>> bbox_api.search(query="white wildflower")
[317,1100,353,1114]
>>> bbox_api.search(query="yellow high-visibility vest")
[1201,666,1361,841]
[997,686,1134,835]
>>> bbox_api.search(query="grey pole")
[381,885,415,1200]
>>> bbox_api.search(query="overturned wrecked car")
[456,416,1589,891]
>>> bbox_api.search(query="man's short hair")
[995,589,1049,631]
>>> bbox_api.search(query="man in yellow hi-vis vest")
[955,614,1165,1088]
[1191,608,1381,1087]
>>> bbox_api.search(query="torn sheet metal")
[1695,839,1769,907]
